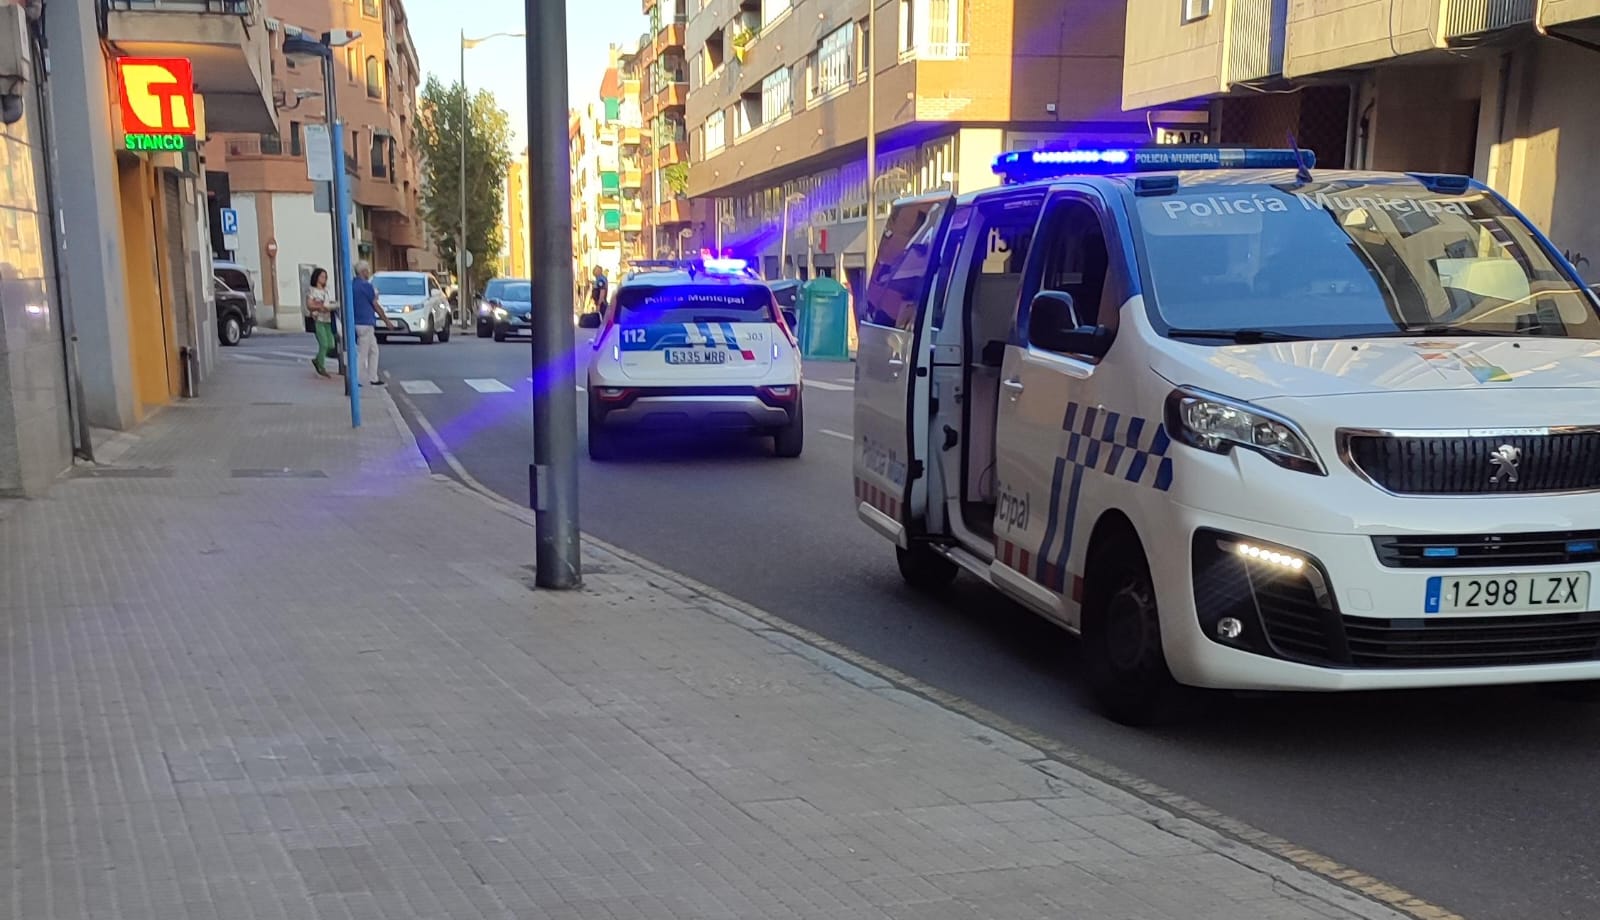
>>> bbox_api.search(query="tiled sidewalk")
[0,356,1414,920]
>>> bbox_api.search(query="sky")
[406,0,647,149]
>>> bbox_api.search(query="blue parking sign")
[220,208,239,235]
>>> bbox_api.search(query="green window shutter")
[602,209,621,231]
[600,171,620,193]
[604,97,621,121]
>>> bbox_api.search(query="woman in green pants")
[308,267,335,377]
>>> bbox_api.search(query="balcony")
[642,0,656,13]
[621,125,642,146]
[1122,0,1287,108]
[657,198,690,225]
[897,42,970,62]
[657,141,688,166]
[103,0,275,133]
[622,165,643,188]
[654,81,688,111]
[1540,0,1600,35]
[653,21,686,56]
[1441,0,1535,39]
[621,209,645,232]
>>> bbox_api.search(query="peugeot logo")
[1489,444,1522,484]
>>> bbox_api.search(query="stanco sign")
[116,57,198,152]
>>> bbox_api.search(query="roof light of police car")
[701,257,750,276]
[991,147,1315,184]
[1164,388,1326,475]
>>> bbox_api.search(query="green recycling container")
[798,276,850,360]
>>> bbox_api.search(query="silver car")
[373,271,452,344]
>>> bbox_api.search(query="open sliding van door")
[852,193,954,546]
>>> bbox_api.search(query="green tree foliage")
[416,76,512,283]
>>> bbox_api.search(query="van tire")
[896,544,958,591]
[773,400,804,457]
[1081,527,1180,726]
[437,318,451,343]
[220,314,243,347]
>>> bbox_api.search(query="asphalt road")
[255,331,1600,920]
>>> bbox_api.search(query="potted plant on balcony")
[730,26,755,64]
[663,163,690,198]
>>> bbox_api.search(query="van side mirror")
[578,311,603,329]
[1028,291,1111,358]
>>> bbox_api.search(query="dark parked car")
[484,277,533,341]
[215,275,257,346]
[214,261,259,342]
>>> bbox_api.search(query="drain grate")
[230,468,329,479]
[73,467,174,479]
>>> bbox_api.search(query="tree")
[416,76,512,289]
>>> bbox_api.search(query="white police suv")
[580,256,804,460]
[854,146,1600,724]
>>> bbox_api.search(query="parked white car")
[373,271,452,344]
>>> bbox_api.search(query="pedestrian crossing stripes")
[395,378,588,395]
[399,380,442,395]
[464,378,514,393]
[804,379,853,392]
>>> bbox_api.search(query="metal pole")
[327,51,360,428]
[865,0,878,275]
[459,31,470,324]
[322,56,349,384]
[779,201,790,280]
[526,0,582,588]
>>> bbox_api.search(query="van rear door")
[853,194,953,544]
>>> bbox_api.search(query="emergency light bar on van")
[991,147,1316,184]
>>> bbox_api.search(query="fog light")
[1217,617,1244,640]
[1235,542,1305,571]
[599,387,627,398]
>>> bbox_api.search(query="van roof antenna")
[1286,131,1314,184]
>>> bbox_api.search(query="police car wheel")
[773,400,804,458]
[1082,538,1178,726]
[896,544,957,591]
[587,400,618,461]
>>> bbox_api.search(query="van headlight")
[1165,388,1326,475]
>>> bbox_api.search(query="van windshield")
[1131,182,1600,341]
[614,284,774,325]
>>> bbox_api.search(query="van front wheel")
[1081,533,1179,726]
[896,544,957,592]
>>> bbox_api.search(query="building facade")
[640,0,696,256]
[215,0,427,330]
[503,149,530,279]
[1,0,275,496]
[571,47,650,301]
[682,0,1206,291]
[1122,0,1600,284]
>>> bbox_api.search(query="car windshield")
[373,275,426,297]
[614,284,774,325]
[487,280,532,302]
[1131,181,1600,340]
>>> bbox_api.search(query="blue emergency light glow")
[700,257,751,276]
[1423,547,1459,558]
[1568,540,1598,555]
[991,147,1316,184]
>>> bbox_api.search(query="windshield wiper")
[1165,328,1316,344]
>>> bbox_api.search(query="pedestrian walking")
[352,260,395,387]
[307,267,336,378]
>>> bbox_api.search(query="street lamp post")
[779,192,805,279]
[715,211,735,254]
[677,226,692,261]
[460,30,524,320]
[286,27,362,427]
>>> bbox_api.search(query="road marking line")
[819,428,851,441]
[464,378,514,393]
[804,379,852,392]
[391,387,1458,920]
[399,380,442,395]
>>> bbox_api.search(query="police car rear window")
[614,285,774,325]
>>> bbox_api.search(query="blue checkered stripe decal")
[1029,403,1173,593]
[620,322,743,351]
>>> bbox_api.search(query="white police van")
[853,146,1600,724]
[581,255,804,460]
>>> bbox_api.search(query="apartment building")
[570,47,651,300]
[1123,0,1600,282]
[683,0,1206,290]
[503,150,530,279]
[640,0,698,256]
[214,0,427,330]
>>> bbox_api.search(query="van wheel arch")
[1079,510,1181,726]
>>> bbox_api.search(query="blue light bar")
[1423,547,1459,558]
[992,147,1315,183]
[700,257,751,276]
